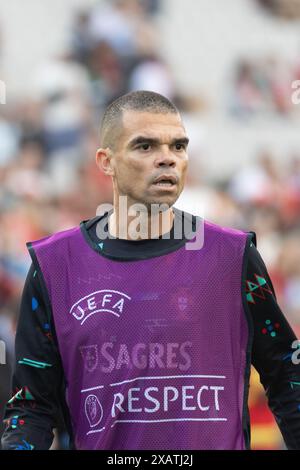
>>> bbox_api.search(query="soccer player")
[1,90,300,450]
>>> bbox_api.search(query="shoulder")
[25,224,85,269]
[202,217,253,245]
[174,206,255,248]
[27,224,82,252]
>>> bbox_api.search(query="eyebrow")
[127,136,190,148]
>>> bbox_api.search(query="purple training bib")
[27,218,251,450]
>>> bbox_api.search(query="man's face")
[104,110,189,210]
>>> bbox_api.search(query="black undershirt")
[1,209,300,450]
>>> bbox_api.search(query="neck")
[108,205,175,240]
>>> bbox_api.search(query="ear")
[96,148,115,176]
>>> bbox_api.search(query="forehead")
[120,110,186,142]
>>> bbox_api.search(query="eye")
[138,143,151,151]
[175,143,185,151]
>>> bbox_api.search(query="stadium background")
[1,0,300,449]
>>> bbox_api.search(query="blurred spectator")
[256,0,300,19]
[32,54,90,156]
[129,54,175,98]
[88,0,157,60]
[0,118,19,168]
[228,150,283,206]
[88,40,127,109]
[70,10,92,67]
[229,56,297,118]
[4,141,51,200]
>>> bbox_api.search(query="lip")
[151,183,177,191]
[153,174,178,185]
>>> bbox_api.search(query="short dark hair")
[100,90,179,149]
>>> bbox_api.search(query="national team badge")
[80,345,98,372]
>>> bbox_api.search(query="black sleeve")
[247,242,300,450]
[1,263,66,450]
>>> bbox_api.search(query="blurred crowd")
[229,55,300,118]
[0,0,300,450]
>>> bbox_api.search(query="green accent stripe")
[248,282,259,292]
[18,358,52,368]
[18,361,47,369]
[7,392,21,404]
[25,389,34,400]
[290,381,300,389]
[256,275,267,286]
[20,358,52,367]
[7,387,35,403]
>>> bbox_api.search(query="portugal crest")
[80,345,98,372]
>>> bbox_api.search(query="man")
[1,90,300,450]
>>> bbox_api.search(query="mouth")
[153,181,175,187]
[152,175,178,188]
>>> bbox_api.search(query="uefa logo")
[85,394,103,428]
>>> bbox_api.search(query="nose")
[154,146,176,168]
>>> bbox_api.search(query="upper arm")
[1,263,66,449]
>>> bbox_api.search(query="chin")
[144,197,177,211]
[132,189,179,211]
